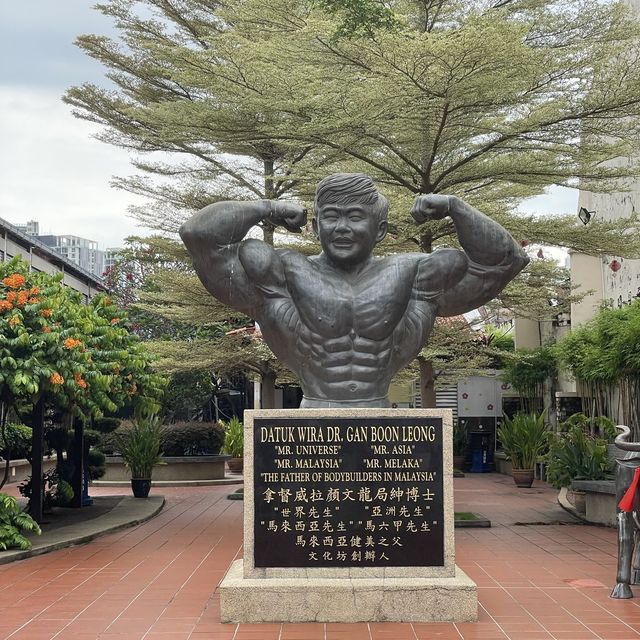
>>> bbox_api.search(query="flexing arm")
[179,200,306,316]
[411,195,529,316]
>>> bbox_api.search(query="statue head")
[313,173,388,266]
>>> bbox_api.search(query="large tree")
[66,0,640,402]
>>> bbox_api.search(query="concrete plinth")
[220,559,477,623]
[221,409,478,624]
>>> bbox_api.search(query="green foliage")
[502,346,557,392]
[63,0,640,389]
[221,416,244,458]
[0,493,41,551]
[87,449,107,480]
[311,0,398,38]
[19,469,74,511]
[92,416,121,434]
[163,372,216,422]
[114,416,166,479]
[453,422,468,457]
[501,346,557,411]
[162,421,225,456]
[546,421,612,490]
[0,424,31,460]
[0,257,167,421]
[556,301,640,434]
[497,412,549,470]
[561,413,616,443]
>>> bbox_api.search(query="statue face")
[314,202,387,266]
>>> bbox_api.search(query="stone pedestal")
[219,409,478,623]
[220,559,477,623]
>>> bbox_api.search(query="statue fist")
[271,201,307,233]
[410,194,451,223]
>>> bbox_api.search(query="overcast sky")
[0,1,579,253]
[0,0,151,250]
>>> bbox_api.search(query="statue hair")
[314,173,388,224]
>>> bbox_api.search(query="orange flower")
[42,326,52,333]
[73,373,87,389]
[64,337,82,350]
[27,296,41,304]
[30,287,40,295]
[50,372,64,385]
[110,318,119,325]
[8,316,21,328]
[2,274,26,289]
[6,291,16,303]
[0,300,12,312]
[16,291,28,307]
[40,309,53,318]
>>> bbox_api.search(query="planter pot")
[131,478,152,498]
[227,457,244,474]
[512,469,535,488]
[568,488,586,514]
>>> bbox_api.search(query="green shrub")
[0,424,32,460]
[453,422,468,457]
[546,422,612,489]
[0,493,41,550]
[162,421,225,456]
[19,469,74,511]
[88,449,106,480]
[221,417,244,458]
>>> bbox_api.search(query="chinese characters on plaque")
[253,417,444,568]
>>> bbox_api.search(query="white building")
[12,220,40,237]
[37,234,106,278]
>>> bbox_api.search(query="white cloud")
[0,87,151,249]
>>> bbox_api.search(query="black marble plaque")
[253,416,444,568]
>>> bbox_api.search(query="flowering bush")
[0,257,167,493]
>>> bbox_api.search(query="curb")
[557,486,588,523]
[0,495,165,565]
[94,478,243,487]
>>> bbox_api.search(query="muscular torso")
[255,252,441,406]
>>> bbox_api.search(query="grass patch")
[454,512,480,521]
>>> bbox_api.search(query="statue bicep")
[239,239,286,288]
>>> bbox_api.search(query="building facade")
[0,218,106,299]
[37,234,106,278]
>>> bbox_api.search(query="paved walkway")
[1,474,639,640]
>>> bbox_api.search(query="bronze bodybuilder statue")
[180,173,528,408]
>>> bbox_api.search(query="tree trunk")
[419,357,437,408]
[0,402,10,489]
[261,370,277,409]
[70,420,84,508]
[30,398,45,524]
[263,158,275,247]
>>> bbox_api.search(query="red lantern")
[610,260,621,273]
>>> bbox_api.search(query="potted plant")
[453,422,468,471]
[546,415,612,512]
[222,416,244,473]
[497,412,549,488]
[114,415,166,498]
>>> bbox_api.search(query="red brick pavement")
[1,474,639,640]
